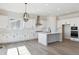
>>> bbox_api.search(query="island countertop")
[38,32,62,46]
[38,32,61,35]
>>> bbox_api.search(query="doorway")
[62,24,70,41]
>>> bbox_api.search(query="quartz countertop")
[38,32,61,35]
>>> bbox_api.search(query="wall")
[0,10,38,43]
[36,16,57,33]
[0,15,9,29]
[57,12,79,40]
[57,15,79,32]
[36,16,47,31]
[0,9,59,43]
[46,16,57,33]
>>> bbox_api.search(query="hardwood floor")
[0,39,79,55]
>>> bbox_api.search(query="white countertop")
[38,32,60,35]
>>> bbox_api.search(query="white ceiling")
[0,3,79,16]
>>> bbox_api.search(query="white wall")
[57,17,79,32]
[0,10,62,43]
[0,15,9,29]
[63,24,70,39]
[0,11,38,43]
[57,15,79,39]
[46,16,57,33]
[36,16,57,33]
[36,16,47,31]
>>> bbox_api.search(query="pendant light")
[23,3,29,22]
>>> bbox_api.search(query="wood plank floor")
[0,39,79,55]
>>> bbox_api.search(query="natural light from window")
[7,46,31,55]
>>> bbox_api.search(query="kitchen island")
[38,32,62,46]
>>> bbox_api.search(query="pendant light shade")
[23,3,29,22]
[23,12,29,22]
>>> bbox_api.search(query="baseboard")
[0,38,38,45]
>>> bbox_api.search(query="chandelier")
[23,3,29,22]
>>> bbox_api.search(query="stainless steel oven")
[71,26,78,30]
[71,26,78,38]
[71,31,78,38]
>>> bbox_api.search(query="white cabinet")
[38,32,62,46]
[0,29,38,43]
[38,33,47,46]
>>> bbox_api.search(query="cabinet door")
[38,34,47,46]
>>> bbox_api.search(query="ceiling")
[0,3,79,16]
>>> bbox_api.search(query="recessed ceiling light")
[45,4,49,6]
[37,9,40,11]
[57,8,60,11]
